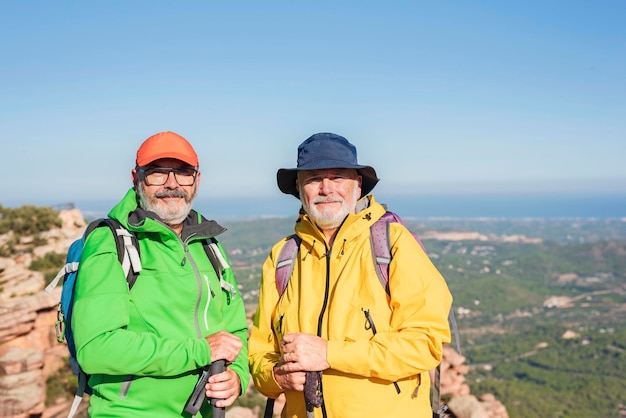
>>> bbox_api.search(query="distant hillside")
[221,216,626,418]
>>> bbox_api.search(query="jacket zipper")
[312,245,332,418]
[182,239,204,339]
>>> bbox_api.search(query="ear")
[131,168,139,186]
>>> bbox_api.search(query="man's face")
[297,168,362,230]
[132,158,200,225]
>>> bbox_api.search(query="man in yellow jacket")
[249,132,453,418]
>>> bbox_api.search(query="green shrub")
[31,252,66,282]
[0,204,61,236]
[45,357,77,406]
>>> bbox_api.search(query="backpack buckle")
[55,303,66,343]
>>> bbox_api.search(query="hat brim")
[277,164,379,198]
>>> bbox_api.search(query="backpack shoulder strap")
[370,216,393,293]
[94,218,142,289]
[46,218,143,293]
[263,234,301,417]
[275,234,301,297]
[370,210,460,416]
[202,237,237,300]
[370,210,429,293]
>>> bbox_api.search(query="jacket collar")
[295,194,385,251]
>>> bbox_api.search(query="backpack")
[44,218,229,418]
[267,210,460,418]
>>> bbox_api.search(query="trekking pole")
[207,359,226,418]
[184,359,227,417]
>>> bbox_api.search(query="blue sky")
[1,1,625,210]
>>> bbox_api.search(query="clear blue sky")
[2,1,625,209]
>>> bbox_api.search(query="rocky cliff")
[0,209,85,418]
[0,209,508,418]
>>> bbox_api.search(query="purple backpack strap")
[275,234,302,297]
[370,216,393,292]
[371,211,427,293]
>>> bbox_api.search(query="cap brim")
[138,151,198,167]
[277,165,379,198]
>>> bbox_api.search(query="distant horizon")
[4,189,625,220]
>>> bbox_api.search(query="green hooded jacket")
[72,188,249,417]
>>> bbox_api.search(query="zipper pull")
[278,314,284,334]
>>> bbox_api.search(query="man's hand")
[276,332,330,374]
[205,331,242,363]
[205,367,241,408]
[273,363,306,391]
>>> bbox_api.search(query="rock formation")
[0,209,84,418]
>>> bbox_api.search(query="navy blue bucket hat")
[277,132,379,198]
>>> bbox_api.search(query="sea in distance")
[46,191,626,221]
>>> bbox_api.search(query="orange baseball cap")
[136,131,199,167]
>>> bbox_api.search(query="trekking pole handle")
[208,359,227,418]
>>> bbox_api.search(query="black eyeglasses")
[137,167,198,186]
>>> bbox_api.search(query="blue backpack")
[266,210,460,418]
[45,218,142,418]
[45,218,230,418]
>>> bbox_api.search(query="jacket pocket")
[341,304,390,343]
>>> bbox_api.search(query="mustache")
[155,189,188,199]
[312,197,343,204]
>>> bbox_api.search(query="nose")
[163,171,179,188]
[319,178,334,195]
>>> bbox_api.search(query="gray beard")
[301,186,359,230]
[136,184,194,226]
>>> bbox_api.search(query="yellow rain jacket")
[249,195,453,418]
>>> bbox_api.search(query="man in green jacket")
[72,131,249,417]
[249,133,453,417]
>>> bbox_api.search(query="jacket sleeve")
[215,241,251,395]
[326,224,453,381]
[73,227,213,377]
[248,246,284,399]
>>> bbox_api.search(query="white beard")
[136,184,194,225]
[301,186,359,230]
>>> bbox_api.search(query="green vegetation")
[418,232,626,417]
[223,216,626,417]
[45,358,78,405]
[0,204,61,256]
[31,252,66,282]
[0,204,61,235]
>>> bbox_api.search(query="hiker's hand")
[205,367,241,408]
[273,363,306,391]
[278,333,330,372]
[205,331,242,363]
